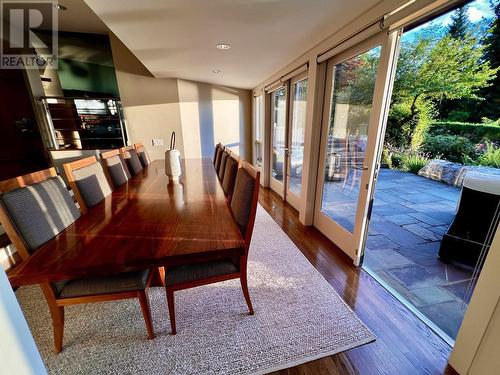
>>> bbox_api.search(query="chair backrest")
[213,143,222,166]
[120,146,144,175]
[218,150,230,181]
[230,160,260,252]
[0,168,80,260]
[222,155,239,203]
[101,149,131,188]
[63,156,113,213]
[134,142,151,167]
[214,145,224,173]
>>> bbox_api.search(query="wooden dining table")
[8,158,245,287]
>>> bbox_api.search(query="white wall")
[0,269,47,375]
[110,33,252,161]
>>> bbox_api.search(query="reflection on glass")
[320,47,381,233]
[289,79,307,195]
[271,88,287,182]
[47,98,127,150]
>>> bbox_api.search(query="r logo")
[1,1,58,69]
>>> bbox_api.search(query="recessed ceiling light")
[55,4,67,11]
[216,43,231,50]
[212,69,221,74]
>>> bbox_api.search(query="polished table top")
[9,159,245,286]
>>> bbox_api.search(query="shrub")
[410,100,434,150]
[447,110,471,122]
[390,152,403,169]
[386,102,414,147]
[477,142,500,168]
[421,134,476,163]
[385,99,435,149]
[400,153,429,174]
[428,121,500,143]
[381,148,392,169]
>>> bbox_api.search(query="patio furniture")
[438,173,500,268]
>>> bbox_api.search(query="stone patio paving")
[323,168,475,340]
[365,169,474,340]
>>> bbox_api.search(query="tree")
[448,5,471,39]
[477,0,500,120]
[386,30,498,147]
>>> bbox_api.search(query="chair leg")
[165,287,177,335]
[48,305,64,353]
[158,267,166,287]
[138,290,155,339]
[240,271,254,315]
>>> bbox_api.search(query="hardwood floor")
[259,188,458,375]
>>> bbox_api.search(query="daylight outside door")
[285,73,308,209]
[269,86,288,197]
[314,32,399,264]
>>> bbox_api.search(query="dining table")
[8,158,245,287]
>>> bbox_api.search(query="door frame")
[285,71,308,210]
[268,84,288,198]
[313,31,400,265]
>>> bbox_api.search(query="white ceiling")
[79,0,382,89]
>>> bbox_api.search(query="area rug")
[16,205,375,374]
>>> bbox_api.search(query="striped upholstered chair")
[214,144,224,173]
[63,156,113,214]
[218,150,230,181]
[222,155,239,203]
[164,160,260,334]
[213,143,222,166]
[120,146,144,175]
[0,168,154,353]
[134,142,151,167]
[100,149,131,188]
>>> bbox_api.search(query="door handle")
[354,165,369,170]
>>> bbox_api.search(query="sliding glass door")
[285,73,308,209]
[270,86,287,197]
[314,32,399,264]
[269,73,308,209]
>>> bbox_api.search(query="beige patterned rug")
[16,206,375,374]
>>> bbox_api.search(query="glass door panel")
[287,77,307,197]
[270,87,287,196]
[313,31,399,263]
[320,47,380,233]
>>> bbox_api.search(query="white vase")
[165,149,182,181]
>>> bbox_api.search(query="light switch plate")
[152,138,164,146]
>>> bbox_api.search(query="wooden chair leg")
[46,304,64,353]
[41,285,65,353]
[240,271,254,315]
[158,267,166,287]
[138,290,155,339]
[165,287,177,335]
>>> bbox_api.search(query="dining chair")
[120,146,144,175]
[218,150,230,181]
[100,149,131,188]
[164,160,260,334]
[222,155,239,203]
[213,143,222,166]
[63,156,113,214]
[134,142,151,167]
[214,145,224,173]
[0,168,155,353]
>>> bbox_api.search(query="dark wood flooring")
[259,188,458,375]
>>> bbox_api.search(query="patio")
[366,169,475,340]
[323,168,474,340]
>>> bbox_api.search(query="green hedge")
[428,122,500,143]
